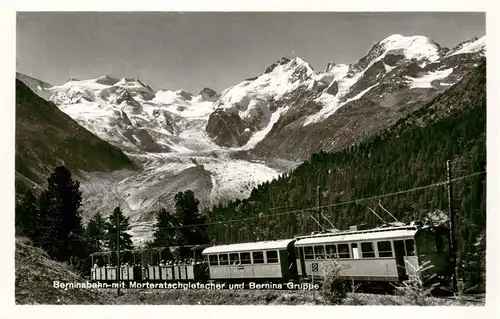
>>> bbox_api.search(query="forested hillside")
[205,60,486,290]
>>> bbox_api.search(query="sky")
[16,12,485,93]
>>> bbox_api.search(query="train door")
[229,253,245,279]
[393,240,408,281]
[351,243,360,259]
[403,239,419,279]
[297,247,306,277]
[286,246,298,279]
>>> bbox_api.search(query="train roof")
[294,226,418,246]
[89,244,209,257]
[202,239,295,255]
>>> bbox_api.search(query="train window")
[209,255,219,266]
[361,242,376,258]
[230,253,240,265]
[405,239,415,256]
[435,232,449,252]
[325,244,337,259]
[435,234,444,252]
[252,251,265,264]
[338,244,350,258]
[304,246,314,260]
[393,240,405,256]
[417,233,436,254]
[266,250,279,263]
[219,254,229,265]
[377,241,393,258]
[314,246,325,259]
[295,247,301,259]
[240,252,252,264]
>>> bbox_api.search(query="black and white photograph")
[4,3,496,312]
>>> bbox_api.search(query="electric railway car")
[90,262,209,283]
[202,239,298,282]
[90,224,453,287]
[293,224,452,285]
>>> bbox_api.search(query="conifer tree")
[15,189,40,239]
[104,206,133,252]
[37,188,62,255]
[83,212,105,254]
[174,190,208,246]
[37,166,86,261]
[151,207,181,247]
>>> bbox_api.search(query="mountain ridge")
[16,33,486,243]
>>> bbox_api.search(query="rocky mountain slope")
[15,72,53,100]
[17,34,485,244]
[15,79,135,195]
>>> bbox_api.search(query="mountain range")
[16,34,486,244]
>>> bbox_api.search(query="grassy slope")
[15,79,135,194]
[15,238,114,304]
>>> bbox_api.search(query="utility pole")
[116,212,121,297]
[316,186,321,232]
[446,160,458,293]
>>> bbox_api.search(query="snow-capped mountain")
[206,57,316,148]
[18,33,485,244]
[48,76,211,153]
[206,34,486,159]
[21,73,292,244]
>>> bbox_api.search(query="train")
[90,223,453,290]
